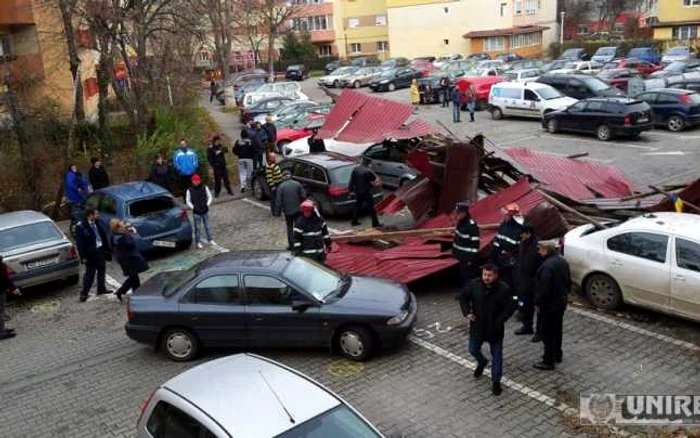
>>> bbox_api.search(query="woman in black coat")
[149,155,170,190]
[110,220,149,301]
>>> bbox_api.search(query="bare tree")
[58,0,85,122]
[232,0,267,69]
[258,0,292,81]
[200,0,234,83]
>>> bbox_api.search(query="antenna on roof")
[259,371,295,424]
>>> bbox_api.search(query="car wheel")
[178,240,192,250]
[547,118,559,134]
[476,100,488,111]
[585,273,623,310]
[596,124,612,141]
[353,80,361,88]
[252,176,268,201]
[333,80,339,88]
[491,107,503,120]
[66,274,80,285]
[338,325,375,361]
[388,82,396,91]
[161,327,199,362]
[667,115,685,132]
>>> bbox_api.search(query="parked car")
[542,97,653,141]
[503,68,541,83]
[433,53,463,67]
[351,56,380,67]
[413,55,436,62]
[455,75,504,110]
[126,250,415,361]
[275,104,332,130]
[323,60,349,75]
[0,211,80,288]
[362,143,418,188]
[477,59,505,70]
[242,82,308,107]
[562,212,700,323]
[466,53,490,61]
[650,59,700,78]
[591,46,622,64]
[252,100,319,124]
[240,96,294,123]
[559,47,587,60]
[627,46,661,65]
[541,59,570,73]
[636,88,700,132]
[537,74,625,100]
[507,59,545,71]
[234,80,264,106]
[380,57,410,69]
[662,46,695,64]
[369,67,421,92]
[318,66,360,87]
[494,53,522,62]
[548,61,603,75]
[280,137,372,158]
[275,113,326,149]
[489,82,577,120]
[81,182,192,252]
[285,64,308,81]
[409,59,438,77]
[602,58,663,76]
[597,68,642,91]
[665,73,700,93]
[136,353,386,438]
[339,67,383,88]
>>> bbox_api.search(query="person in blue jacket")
[65,164,89,226]
[173,138,199,199]
[451,86,462,123]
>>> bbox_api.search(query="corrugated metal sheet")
[316,90,369,140]
[438,142,480,213]
[652,176,700,212]
[504,148,636,201]
[375,177,437,219]
[386,119,438,140]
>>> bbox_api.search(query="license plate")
[638,117,649,123]
[25,257,58,270]
[153,240,176,248]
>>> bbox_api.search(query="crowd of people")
[409,77,477,123]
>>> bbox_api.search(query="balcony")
[291,2,333,17]
[0,0,35,25]
[309,30,336,42]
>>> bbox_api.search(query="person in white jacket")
[185,174,214,249]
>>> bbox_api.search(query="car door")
[363,144,395,185]
[522,89,542,118]
[559,100,587,131]
[177,274,247,347]
[243,274,322,347]
[653,92,678,124]
[670,237,700,321]
[399,69,413,87]
[581,100,608,132]
[604,231,671,312]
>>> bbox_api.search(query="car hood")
[331,275,409,314]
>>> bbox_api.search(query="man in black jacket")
[88,157,110,190]
[275,171,307,249]
[490,203,523,290]
[460,264,518,395]
[233,137,255,192]
[452,201,480,287]
[262,116,277,153]
[514,224,541,339]
[533,241,571,370]
[348,158,381,227]
[292,200,331,263]
[207,135,233,197]
[75,209,112,302]
[0,255,21,340]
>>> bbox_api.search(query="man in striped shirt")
[453,201,480,287]
[292,200,331,263]
[265,152,283,215]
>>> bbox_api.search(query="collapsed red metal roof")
[316,89,438,143]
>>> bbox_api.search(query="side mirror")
[292,300,313,312]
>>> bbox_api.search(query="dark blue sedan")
[637,88,700,132]
[82,182,192,252]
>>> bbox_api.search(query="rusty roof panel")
[376,177,436,219]
[386,119,439,140]
[438,142,480,213]
[316,90,369,140]
[336,97,414,143]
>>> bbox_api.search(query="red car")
[410,60,437,77]
[455,76,503,110]
[275,114,326,148]
[602,58,662,76]
[597,68,641,91]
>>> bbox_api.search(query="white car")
[282,137,372,158]
[488,82,578,120]
[252,100,318,124]
[242,82,308,108]
[563,212,700,323]
[136,353,384,438]
[548,61,602,76]
[433,54,463,67]
[318,66,360,88]
[503,68,541,83]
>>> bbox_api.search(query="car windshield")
[275,405,382,438]
[128,196,175,217]
[287,65,303,71]
[580,77,610,91]
[290,114,310,130]
[603,61,620,69]
[667,62,686,72]
[354,67,372,75]
[274,103,305,117]
[282,256,341,301]
[379,69,396,78]
[667,47,687,56]
[162,266,198,297]
[332,67,356,76]
[504,72,518,81]
[538,86,564,99]
[597,48,616,55]
[461,69,479,76]
[0,221,62,252]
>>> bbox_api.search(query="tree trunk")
[58,0,85,122]
[267,29,275,82]
[96,35,113,157]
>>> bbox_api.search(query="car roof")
[196,250,292,273]
[97,181,170,201]
[495,81,547,89]
[163,353,341,437]
[617,213,700,239]
[0,210,52,231]
[585,97,641,104]
[291,152,358,169]
[649,88,693,95]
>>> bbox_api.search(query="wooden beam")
[332,223,501,243]
[535,189,609,229]
[566,152,589,159]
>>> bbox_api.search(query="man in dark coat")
[451,86,462,122]
[75,209,112,302]
[308,127,326,153]
[251,122,267,170]
[533,241,571,370]
[262,116,278,153]
[88,157,110,190]
[490,203,523,290]
[348,158,381,227]
[207,135,233,197]
[460,264,518,396]
[514,224,542,339]
[292,200,331,263]
[439,76,450,107]
[149,155,170,190]
[275,171,307,250]
[0,255,21,340]
[452,201,480,287]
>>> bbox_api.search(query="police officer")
[490,203,523,290]
[292,200,331,263]
[453,201,480,287]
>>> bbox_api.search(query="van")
[536,73,624,100]
[488,82,578,120]
[627,47,661,64]
[242,82,308,107]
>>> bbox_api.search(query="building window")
[525,0,536,14]
[444,39,449,45]
[484,36,505,52]
[292,15,330,31]
[291,0,322,4]
[375,15,387,26]
[319,44,332,57]
[515,0,522,14]
[350,43,361,54]
[500,2,507,16]
[510,33,542,48]
[683,0,700,6]
[673,26,698,39]
[377,41,389,52]
[348,17,360,28]
[444,6,449,13]
[0,35,13,57]
[577,24,589,35]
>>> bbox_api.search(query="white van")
[242,82,309,107]
[488,82,578,120]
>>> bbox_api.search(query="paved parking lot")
[2,81,700,438]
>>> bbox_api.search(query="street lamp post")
[560,11,566,46]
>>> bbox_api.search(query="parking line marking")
[550,135,660,151]
[639,151,687,156]
[408,336,636,438]
[568,307,700,352]
[241,198,343,234]
[498,135,540,145]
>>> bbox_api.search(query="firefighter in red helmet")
[292,200,331,263]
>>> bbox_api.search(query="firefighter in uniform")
[490,203,523,290]
[292,200,331,263]
[453,201,480,287]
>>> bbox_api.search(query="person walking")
[514,224,541,339]
[75,209,112,302]
[207,135,233,197]
[173,139,199,199]
[453,201,480,287]
[466,84,477,122]
[0,256,21,340]
[292,200,331,263]
[348,157,382,228]
[262,116,278,153]
[233,136,255,192]
[265,152,284,215]
[88,157,110,190]
[149,155,170,190]
[460,264,518,396]
[451,86,462,123]
[439,76,450,107]
[533,241,571,370]
[110,219,149,301]
[490,203,523,290]
[251,122,267,170]
[274,170,307,250]
[186,174,214,249]
[410,79,420,107]
[65,164,89,219]
[209,79,217,103]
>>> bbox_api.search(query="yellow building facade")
[335,0,391,59]
[653,0,700,41]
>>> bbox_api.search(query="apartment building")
[653,0,700,41]
[290,0,337,58]
[336,0,390,59]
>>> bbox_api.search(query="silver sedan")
[340,67,384,88]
